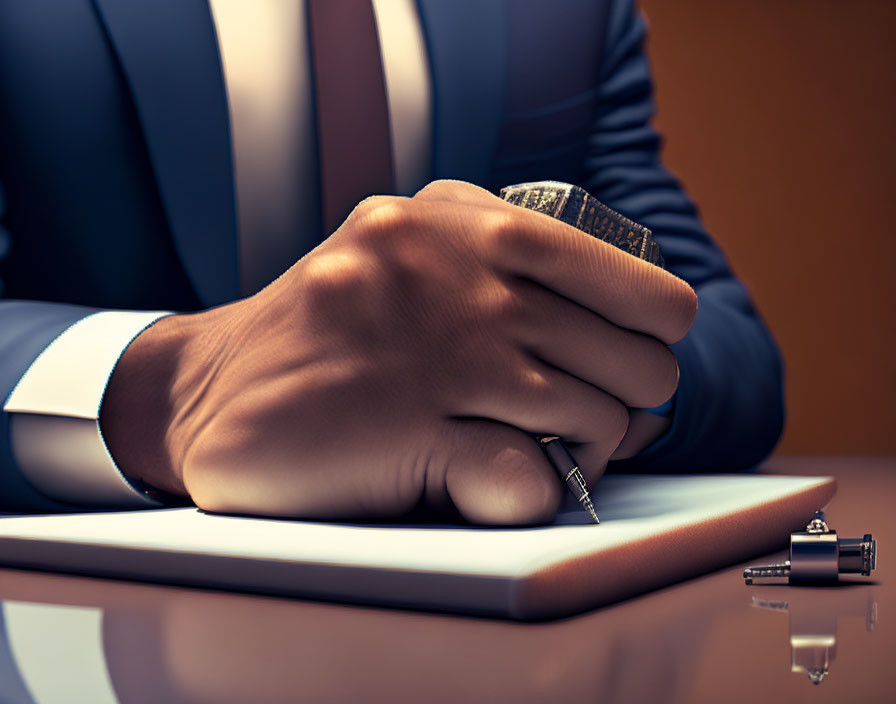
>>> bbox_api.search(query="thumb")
[443,420,562,525]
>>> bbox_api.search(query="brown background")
[639,0,896,454]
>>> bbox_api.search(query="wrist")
[100,313,198,496]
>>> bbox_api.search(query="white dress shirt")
[3,0,432,509]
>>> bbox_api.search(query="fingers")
[609,409,672,460]
[453,351,630,460]
[442,419,562,525]
[503,277,680,408]
[414,180,697,345]
[485,210,696,344]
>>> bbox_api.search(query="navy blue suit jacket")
[0,0,784,511]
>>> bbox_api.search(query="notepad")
[0,474,835,619]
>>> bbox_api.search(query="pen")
[537,435,600,523]
[500,181,665,525]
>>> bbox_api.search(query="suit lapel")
[416,0,507,188]
[92,0,238,306]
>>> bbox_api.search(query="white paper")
[0,474,830,579]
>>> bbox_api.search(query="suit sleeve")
[0,195,169,511]
[587,0,785,471]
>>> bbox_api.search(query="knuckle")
[302,251,374,306]
[487,286,528,328]
[484,212,525,254]
[496,360,556,415]
[484,211,554,268]
[518,366,555,405]
[350,194,391,218]
[414,179,459,200]
[343,195,386,231]
[349,196,414,247]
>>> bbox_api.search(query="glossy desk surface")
[0,456,891,704]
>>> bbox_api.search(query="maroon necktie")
[308,0,395,234]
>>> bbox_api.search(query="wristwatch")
[499,181,664,268]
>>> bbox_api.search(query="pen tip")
[583,498,600,524]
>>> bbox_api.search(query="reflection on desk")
[0,456,891,704]
[751,588,878,685]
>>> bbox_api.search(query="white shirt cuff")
[3,311,173,508]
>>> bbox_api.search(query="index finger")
[492,208,697,344]
[416,180,697,344]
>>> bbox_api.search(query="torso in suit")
[0,0,785,511]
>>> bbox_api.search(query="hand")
[101,181,696,524]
